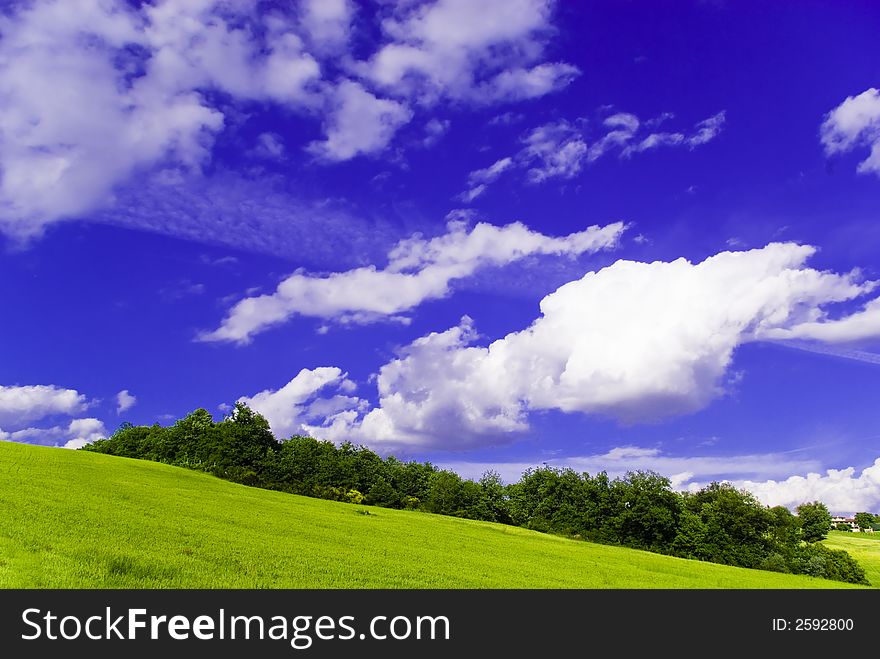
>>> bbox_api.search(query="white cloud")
[363,0,577,104]
[620,110,726,156]
[310,242,878,449]
[0,0,325,240]
[685,111,727,147]
[0,0,583,239]
[820,88,880,176]
[720,459,880,515]
[0,417,107,449]
[238,367,363,440]
[760,297,880,343]
[116,390,137,414]
[201,219,625,343]
[460,110,725,200]
[0,384,87,426]
[459,157,514,200]
[307,80,413,161]
[522,120,589,183]
[63,418,108,449]
[299,0,354,55]
[587,113,640,161]
[478,62,579,103]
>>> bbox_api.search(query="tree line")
[82,403,869,585]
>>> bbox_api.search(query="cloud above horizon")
[237,367,364,440]
[300,242,879,449]
[201,219,626,343]
[0,417,108,450]
[0,384,88,426]
[0,383,107,449]
[821,87,880,176]
[716,459,880,515]
[459,110,726,201]
[116,390,137,415]
[0,0,576,240]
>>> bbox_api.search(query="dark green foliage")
[854,512,876,531]
[797,501,832,542]
[365,477,398,507]
[608,471,681,552]
[790,544,869,585]
[82,405,869,586]
[677,482,774,569]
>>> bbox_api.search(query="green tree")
[608,470,681,551]
[767,505,802,548]
[854,512,876,531]
[678,482,773,568]
[478,470,511,524]
[365,477,399,507]
[796,501,832,542]
[425,470,465,516]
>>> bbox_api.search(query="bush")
[792,544,868,585]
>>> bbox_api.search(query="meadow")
[0,441,869,589]
[823,531,880,587]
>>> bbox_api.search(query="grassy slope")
[0,441,868,589]
[823,531,880,587]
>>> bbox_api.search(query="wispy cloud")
[97,171,400,265]
[458,109,726,200]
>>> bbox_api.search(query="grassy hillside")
[0,441,868,588]
[824,531,880,587]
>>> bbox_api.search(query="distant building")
[830,515,873,532]
[831,515,857,531]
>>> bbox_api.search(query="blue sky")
[2,0,879,513]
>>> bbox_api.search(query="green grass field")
[0,441,870,588]
[823,531,880,587]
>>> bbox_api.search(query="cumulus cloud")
[299,0,354,55]
[309,242,879,449]
[0,417,107,449]
[363,0,577,104]
[459,110,725,200]
[718,459,880,515]
[62,418,108,449]
[116,390,136,414]
[237,367,363,440]
[820,88,880,176]
[307,80,412,161]
[201,219,625,343]
[0,0,577,239]
[0,0,322,239]
[0,384,87,426]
